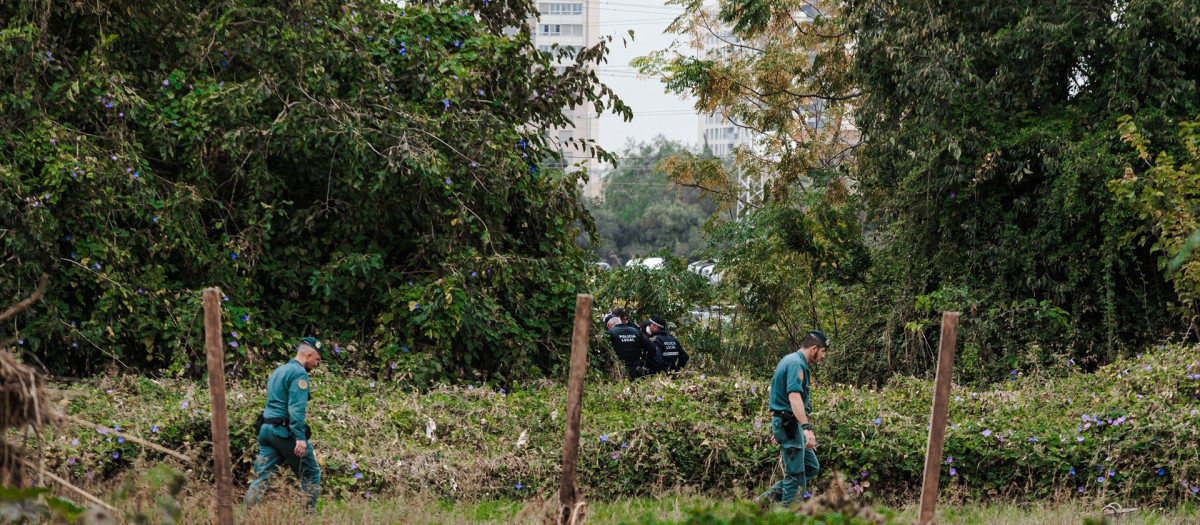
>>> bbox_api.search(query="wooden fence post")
[558,294,592,524]
[203,288,234,525]
[917,311,959,525]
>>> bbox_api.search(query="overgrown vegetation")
[0,0,628,384]
[35,345,1200,510]
[635,0,1200,385]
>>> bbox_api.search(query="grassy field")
[97,486,1200,524]
[34,344,1200,522]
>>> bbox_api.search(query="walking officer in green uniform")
[758,330,828,506]
[244,337,324,510]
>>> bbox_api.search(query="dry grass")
[895,501,1199,525]
[74,479,1200,525]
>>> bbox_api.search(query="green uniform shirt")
[262,359,311,439]
[769,351,811,414]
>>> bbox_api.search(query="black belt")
[773,410,798,439]
[262,417,288,426]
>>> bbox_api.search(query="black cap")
[807,330,829,348]
[649,316,667,329]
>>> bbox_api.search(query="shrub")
[36,344,1200,508]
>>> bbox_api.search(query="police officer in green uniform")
[758,330,828,506]
[244,337,324,510]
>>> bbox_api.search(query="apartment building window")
[538,44,578,55]
[539,24,583,36]
[539,3,584,15]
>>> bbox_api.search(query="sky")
[590,1,701,158]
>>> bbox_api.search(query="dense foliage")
[1111,115,1200,330]
[44,345,1200,508]
[637,0,1200,385]
[586,137,718,266]
[841,0,1200,381]
[0,0,628,382]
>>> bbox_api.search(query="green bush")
[0,0,628,384]
[38,344,1200,507]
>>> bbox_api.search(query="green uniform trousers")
[243,424,321,509]
[765,416,820,504]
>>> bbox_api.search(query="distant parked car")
[687,259,723,283]
[626,257,664,270]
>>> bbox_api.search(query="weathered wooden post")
[558,294,592,524]
[203,288,234,525]
[917,311,960,525]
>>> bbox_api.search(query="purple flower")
[803,491,812,499]
[982,430,992,437]
[113,452,120,459]
[611,453,619,460]
[946,456,954,464]
[355,472,363,479]
[231,331,239,338]
[151,425,158,433]
[71,439,79,446]
[1077,436,1085,442]
[50,138,56,145]
[117,437,124,443]
[516,484,523,489]
[1158,469,1165,476]
[1070,468,1076,475]
[163,79,170,86]
[1097,476,1104,483]
[229,341,238,348]
[444,178,452,184]
[242,315,250,322]
[874,417,882,425]
[600,435,608,442]
[1078,486,1084,493]
[949,467,957,476]
[231,252,238,259]
[860,471,869,478]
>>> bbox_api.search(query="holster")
[774,410,798,440]
[258,415,311,440]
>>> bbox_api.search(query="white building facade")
[530,2,601,173]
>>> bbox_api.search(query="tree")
[844,0,1198,380]
[635,0,858,213]
[585,137,716,265]
[0,0,629,383]
[1111,115,1200,333]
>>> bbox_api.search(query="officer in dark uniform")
[244,337,324,511]
[605,311,656,380]
[646,315,688,373]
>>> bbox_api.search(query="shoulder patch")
[798,369,806,382]
[297,379,308,390]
